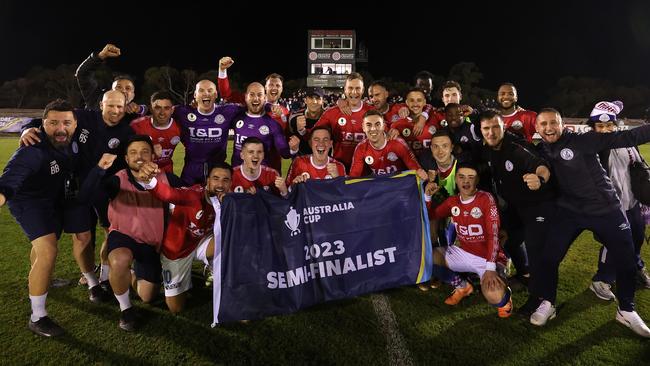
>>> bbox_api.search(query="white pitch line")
[370,293,414,366]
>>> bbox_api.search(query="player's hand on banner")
[219,56,234,71]
[413,115,426,136]
[427,169,437,182]
[424,182,440,196]
[20,127,41,147]
[98,43,121,60]
[97,153,117,170]
[523,173,542,191]
[275,177,288,196]
[293,173,308,184]
[326,163,339,178]
[398,106,410,118]
[246,186,257,194]
[416,169,429,181]
[337,98,352,116]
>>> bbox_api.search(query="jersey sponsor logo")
[187,113,197,122]
[428,126,437,135]
[343,132,366,142]
[460,136,468,143]
[470,207,482,219]
[71,141,78,154]
[170,136,180,145]
[457,224,483,236]
[560,148,574,160]
[108,138,120,149]
[387,152,398,162]
[284,206,301,236]
[451,206,460,216]
[196,210,203,220]
[188,127,223,138]
[505,160,514,171]
[259,126,270,135]
[402,128,411,137]
[338,117,347,126]
[234,186,244,193]
[619,222,631,230]
[236,120,244,128]
[79,128,89,144]
[511,120,523,130]
[215,114,225,124]
[364,156,374,165]
[49,160,60,175]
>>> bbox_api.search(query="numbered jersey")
[429,191,500,264]
[232,165,281,196]
[313,104,374,167]
[286,155,346,186]
[130,117,182,173]
[349,137,421,177]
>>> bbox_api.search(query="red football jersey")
[149,182,215,260]
[286,155,346,186]
[501,109,537,142]
[349,137,421,177]
[130,117,181,173]
[391,117,440,157]
[429,191,500,264]
[232,165,281,195]
[312,104,374,168]
[383,103,404,126]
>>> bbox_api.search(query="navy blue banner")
[212,172,432,324]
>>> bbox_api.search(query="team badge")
[71,141,78,154]
[387,152,398,162]
[187,113,197,122]
[460,136,468,143]
[259,126,270,135]
[451,206,460,216]
[196,210,204,220]
[108,138,120,149]
[511,120,523,130]
[391,115,400,122]
[470,207,482,219]
[170,136,180,145]
[560,148,574,160]
[505,160,514,171]
[215,114,225,124]
[236,120,244,128]
[428,126,437,135]
[365,156,374,165]
[338,117,347,126]
[402,128,411,137]
[234,186,244,193]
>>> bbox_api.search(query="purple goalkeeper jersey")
[173,103,243,165]
[231,111,292,167]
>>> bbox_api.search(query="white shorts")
[444,245,488,279]
[161,234,213,297]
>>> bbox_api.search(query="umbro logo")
[619,223,630,230]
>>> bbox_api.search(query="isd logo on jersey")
[108,138,120,149]
[402,128,411,137]
[511,120,523,130]
[215,114,225,124]
[387,152,398,162]
[365,156,374,165]
[451,206,460,216]
[338,117,347,126]
[505,160,514,171]
[470,207,482,219]
[235,120,244,128]
[259,126,270,135]
[284,206,301,237]
[560,148,574,160]
[187,113,197,122]
[49,160,60,175]
[170,136,180,145]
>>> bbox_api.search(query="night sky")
[1,1,649,108]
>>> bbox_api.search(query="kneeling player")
[425,162,512,318]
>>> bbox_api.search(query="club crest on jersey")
[108,138,120,149]
[451,206,460,216]
[170,136,180,145]
[236,120,244,128]
[259,126,270,135]
[391,115,400,122]
[511,120,523,130]
[234,186,244,193]
[428,126,437,135]
[365,156,374,165]
[187,113,197,122]
[402,128,411,137]
[215,114,225,124]
[470,207,482,219]
[338,117,347,126]
[195,210,203,220]
[560,148,574,160]
[505,160,514,171]
[387,152,398,162]
[71,141,78,154]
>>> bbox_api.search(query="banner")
[212,172,432,324]
[0,117,33,133]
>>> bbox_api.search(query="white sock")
[99,264,110,282]
[114,289,132,311]
[29,293,48,322]
[83,271,99,288]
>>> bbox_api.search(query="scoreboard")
[307,30,357,88]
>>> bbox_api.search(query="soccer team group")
[1,43,650,338]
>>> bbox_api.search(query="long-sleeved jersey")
[349,137,421,177]
[231,111,292,167]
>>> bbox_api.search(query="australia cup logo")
[285,206,301,236]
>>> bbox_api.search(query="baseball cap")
[305,87,325,98]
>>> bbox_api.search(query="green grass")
[0,137,649,365]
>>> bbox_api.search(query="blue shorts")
[8,201,62,242]
[107,230,162,283]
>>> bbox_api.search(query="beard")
[48,132,70,148]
